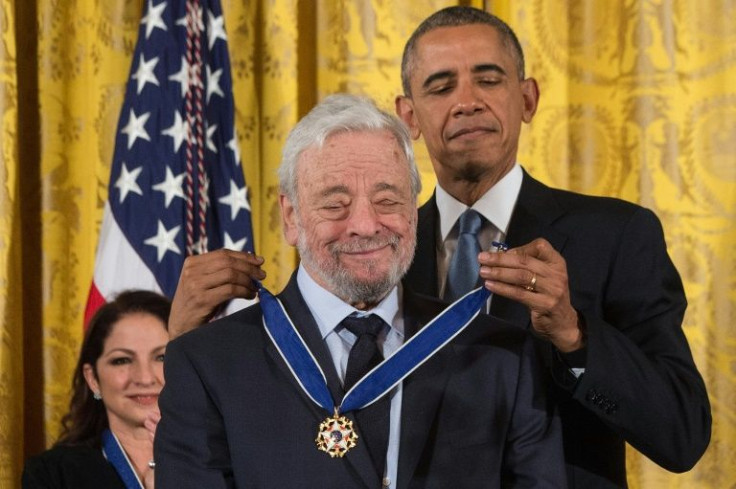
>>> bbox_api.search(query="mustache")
[329,234,400,254]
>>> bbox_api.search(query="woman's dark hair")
[55,290,171,448]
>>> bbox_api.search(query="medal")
[315,407,359,457]
[259,283,489,458]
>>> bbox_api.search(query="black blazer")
[154,273,567,488]
[406,170,711,488]
[22,444,126,489]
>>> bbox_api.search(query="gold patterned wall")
[0,0,733,487]
[498,1,736,488]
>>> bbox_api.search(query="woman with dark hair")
[23,290,170,489]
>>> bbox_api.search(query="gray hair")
[278,94,421,205]
[401,6,526,97]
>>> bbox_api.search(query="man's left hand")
[479,238,583,352]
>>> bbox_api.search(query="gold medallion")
[315,408,358,458]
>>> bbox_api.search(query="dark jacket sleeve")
[154,335,235,489]
[565,207,711,472]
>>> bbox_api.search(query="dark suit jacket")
[155,273,566,488]
[406,171,711,488]
[22,444,127,489]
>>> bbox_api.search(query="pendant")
[315,408,358,458]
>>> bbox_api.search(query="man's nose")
[452,83,484,116]
[347,199,382,236]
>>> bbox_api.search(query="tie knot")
[341,314,385,338]
[458,209,482,235]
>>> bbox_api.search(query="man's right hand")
[168,249,266,339]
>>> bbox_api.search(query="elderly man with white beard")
[154,94,566,489]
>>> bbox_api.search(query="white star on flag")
[161,110,189,152]
[144,221,182,262]
[218,180,250,219]
[227,135,241,165]
[207,10,227,49]
[152,166,185,208]
[114,163,143,203]
[206,65,224,102]
[120,109,151,149]
[223,231,247,251]
[206,123,218,153]
[168,56,191,96]
[141,0,168,39]
[132,54,160,94]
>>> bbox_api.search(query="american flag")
[85,0,254,324]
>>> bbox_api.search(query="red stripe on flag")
[84,282,106,330]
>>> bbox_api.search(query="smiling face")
[396,23,539,203]
[83,312,167,434]
[281,129,417,308]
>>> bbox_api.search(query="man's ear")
[395,95,422,140]
[520,77,540,123]
[280,194,299,246]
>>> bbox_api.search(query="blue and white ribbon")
[260,285,490,414]
[102,429,144,489]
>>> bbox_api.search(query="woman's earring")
[93,391,102,401]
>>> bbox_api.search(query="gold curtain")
[0,0,733,487]
[495,2,736,488]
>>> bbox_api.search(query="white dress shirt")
[297,265,404,488]
[435,163,523,297]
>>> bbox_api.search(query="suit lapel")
[266,272,380,489]
[406,195,440,297]
[491,171,569,329]
[396,289,453,489]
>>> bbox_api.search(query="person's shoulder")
[545,183,641,214]
[23,444,116,487]
[403,286,527,350]
[25,444,101,466]
[25,443,127,488]
[169,301,266,354]
[525,175,662,230]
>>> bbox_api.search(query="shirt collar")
[296,264,402,340]
[436,163,523,241]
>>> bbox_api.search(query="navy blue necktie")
[342,314,389,477]
[444,209,483,302]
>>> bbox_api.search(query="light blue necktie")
[444,209,483,302]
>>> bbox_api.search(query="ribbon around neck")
[102,429,144,489]
[259,284,490,415]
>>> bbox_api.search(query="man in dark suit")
[393,7,710,488]
[165,7,710,488]
[154,94,566,488]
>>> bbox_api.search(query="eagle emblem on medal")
[316,412,358,458]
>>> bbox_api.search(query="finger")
[484,278,543,305]
[481,262,540,291]
[508,238,562,265]
[184,250,266,278]
[178,262,265,298]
